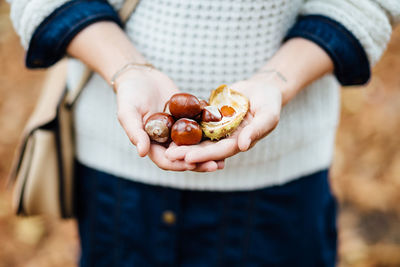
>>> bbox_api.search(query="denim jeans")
[75,161,337,267]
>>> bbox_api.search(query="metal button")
[162,210,176,225]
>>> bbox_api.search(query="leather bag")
[8,0,140,218]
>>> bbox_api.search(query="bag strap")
[120,0,141,23]
[66,0,141,106]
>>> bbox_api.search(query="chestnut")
[169,93,202,119]
[201,106,222,122]
[171,118,202,145]
[144,112,175,143]
[220,105,236,117]
[199,99,209,110]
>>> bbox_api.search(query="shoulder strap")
[119,0,141,23]
[66,0,141,106]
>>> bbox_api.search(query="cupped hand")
[165,75,283,164]
[115,68,224,172]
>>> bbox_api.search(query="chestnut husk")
[201,85,249,140]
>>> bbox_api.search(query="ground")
[1,2,400,266]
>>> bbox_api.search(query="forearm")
[252,38,334,106]
[67,21,148,85]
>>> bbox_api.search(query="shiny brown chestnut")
[201,106,222,122]
[171,118,202,145]
[169,93,202,119]
[144,112,175,143]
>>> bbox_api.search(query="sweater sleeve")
[7,0,72,49]
[7,0,124,49]
[300,0,400,67]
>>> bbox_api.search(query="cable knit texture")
[8,0,399,190]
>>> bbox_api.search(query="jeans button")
[162,210,176,225]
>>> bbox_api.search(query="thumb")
[118,109,150,157]
[238,110,279,151]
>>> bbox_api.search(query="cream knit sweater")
[9,0,400,190]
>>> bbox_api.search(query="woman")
[8,0,399,266]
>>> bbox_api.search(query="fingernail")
[208,162,218,172]
[137,143,145,157]
[245,139,251,150]
[186,163,196,170]
[240,139,251,151]
[218,161,225,169]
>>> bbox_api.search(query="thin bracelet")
[256,69,288,83]
[110,62,155,88]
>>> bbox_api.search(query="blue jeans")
[76,162,337,267]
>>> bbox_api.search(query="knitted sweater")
[9,0,400,190]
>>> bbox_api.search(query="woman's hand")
[164,38,335,165]
[115,68,225,172]
[165,74,283,164]
[115,68,176,156]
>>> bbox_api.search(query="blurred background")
[1,1,400,266]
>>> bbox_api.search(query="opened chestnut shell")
[144,113,175,143]
[169,93,202,119]
[200,85,249,140]
[171,118,202,145]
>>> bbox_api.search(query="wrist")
[112,63,156,92]
[250,69,287,87]
[249,70,294,106]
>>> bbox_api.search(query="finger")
[191,161,219,172]
[165,141,214,161]
[217,160,225,169]
[165,142,190,161]
[185,138,239,163]
[165,143,225,172]
[238,110,279,152]
[148,144,196,171]
[118,110,150,157]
